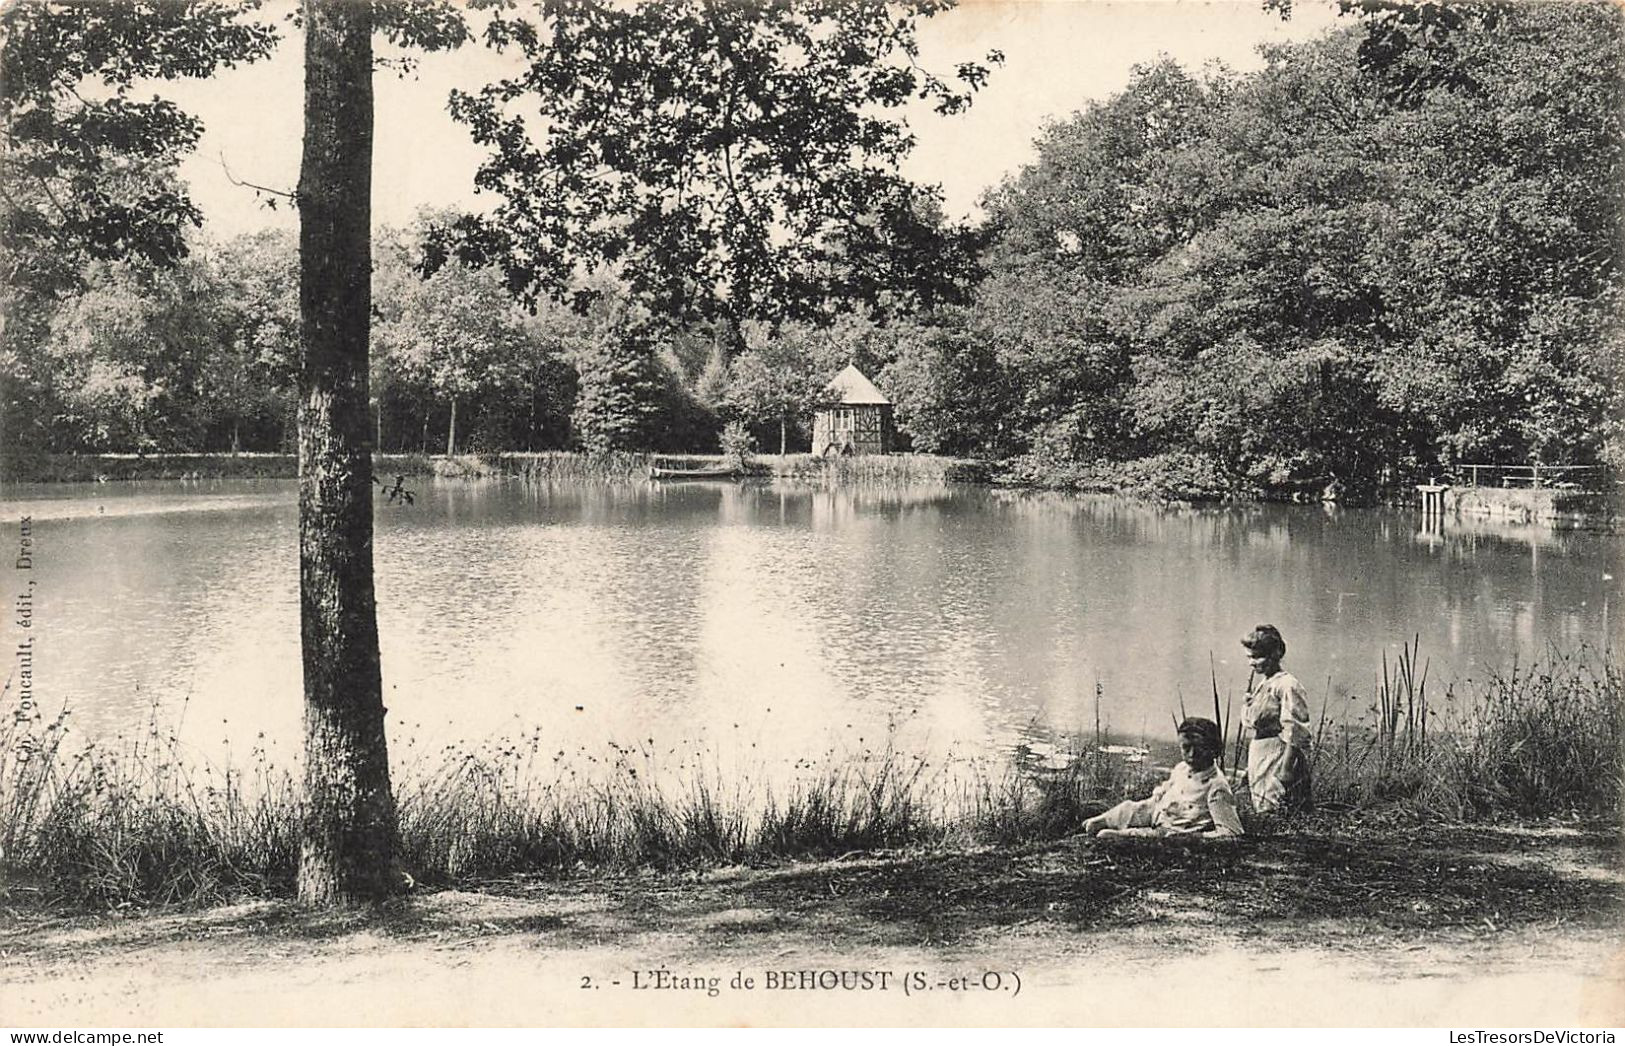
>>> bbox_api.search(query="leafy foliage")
[0,1,278,293]
[719,419,755,468]
[0,1,278,470]
[879,308,1015,457]
[724,322,830,454]
[8,2,1619,499]
[952,2,1624,496]
[571,306,669,452]
[374,216,545,455]
[431,0,998,323]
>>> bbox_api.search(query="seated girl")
[1081,717,1244,840]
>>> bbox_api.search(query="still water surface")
[2,478,1617,775]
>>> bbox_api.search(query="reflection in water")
[1,479,1616,780]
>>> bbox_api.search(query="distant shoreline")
[0,450,987,487]
[2,451,1614,528]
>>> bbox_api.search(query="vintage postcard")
[1,0,1621,1029]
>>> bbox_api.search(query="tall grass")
[765,454,974,485]
[492,451,653,482]
[0,723,1139,909]
[1310,642,1621,818]
[4,649,1618,910]
[6,451,985,487]
[1,709,299,908]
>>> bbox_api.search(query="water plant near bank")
[1,648,1617,911]
[1311,643,1623,820]
[4,450,982,487]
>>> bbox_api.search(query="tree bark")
[779,417,787,456]
[446,396,457,458]
[296,0,397,906]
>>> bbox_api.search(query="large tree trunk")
[296,0,397,906]
[446,396,457,458]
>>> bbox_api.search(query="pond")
[0,478,1616,779]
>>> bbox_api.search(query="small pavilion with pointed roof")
[811,364,893,456]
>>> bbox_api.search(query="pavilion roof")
[823,364,890,405]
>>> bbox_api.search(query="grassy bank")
[3,452,461,484]
[0,447,1254,496]
[383,449,976,483]
[763,453,986,484]
[996,450,1236,503]
[3,451,984,486]
[1309,645,1625,818]
[2,649,1617,911]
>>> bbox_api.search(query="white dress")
[1243,670,1312,812]
[1093,761,1245,837]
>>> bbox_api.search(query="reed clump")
[1310,642,1620,818]
[766,454,968,485]
[967,747,1163,846]
[494,451,652,481]
[1,710,299,909]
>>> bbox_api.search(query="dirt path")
[5,821,1622,1026]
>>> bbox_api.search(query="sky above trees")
[163,0,1340,239]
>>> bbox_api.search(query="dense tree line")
[0,220,893,461]
[886,0,1623,499]
[1,209,944,462]
[0,0,274,469]
[5,2,1619,502]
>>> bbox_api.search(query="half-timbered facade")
[811,365,893,456]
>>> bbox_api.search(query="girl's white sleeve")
[1208,782,1245,837]
[1281,678,1312,749]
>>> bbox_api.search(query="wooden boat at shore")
[648,457,739,480]
[649,465,738,480]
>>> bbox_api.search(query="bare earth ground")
[3,819,1623,1027]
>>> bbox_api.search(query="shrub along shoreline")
[2,647,1616,912]
[6,451,1613,521]
[1,450,991,487]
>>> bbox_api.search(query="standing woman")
[1240,624,1313,813]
